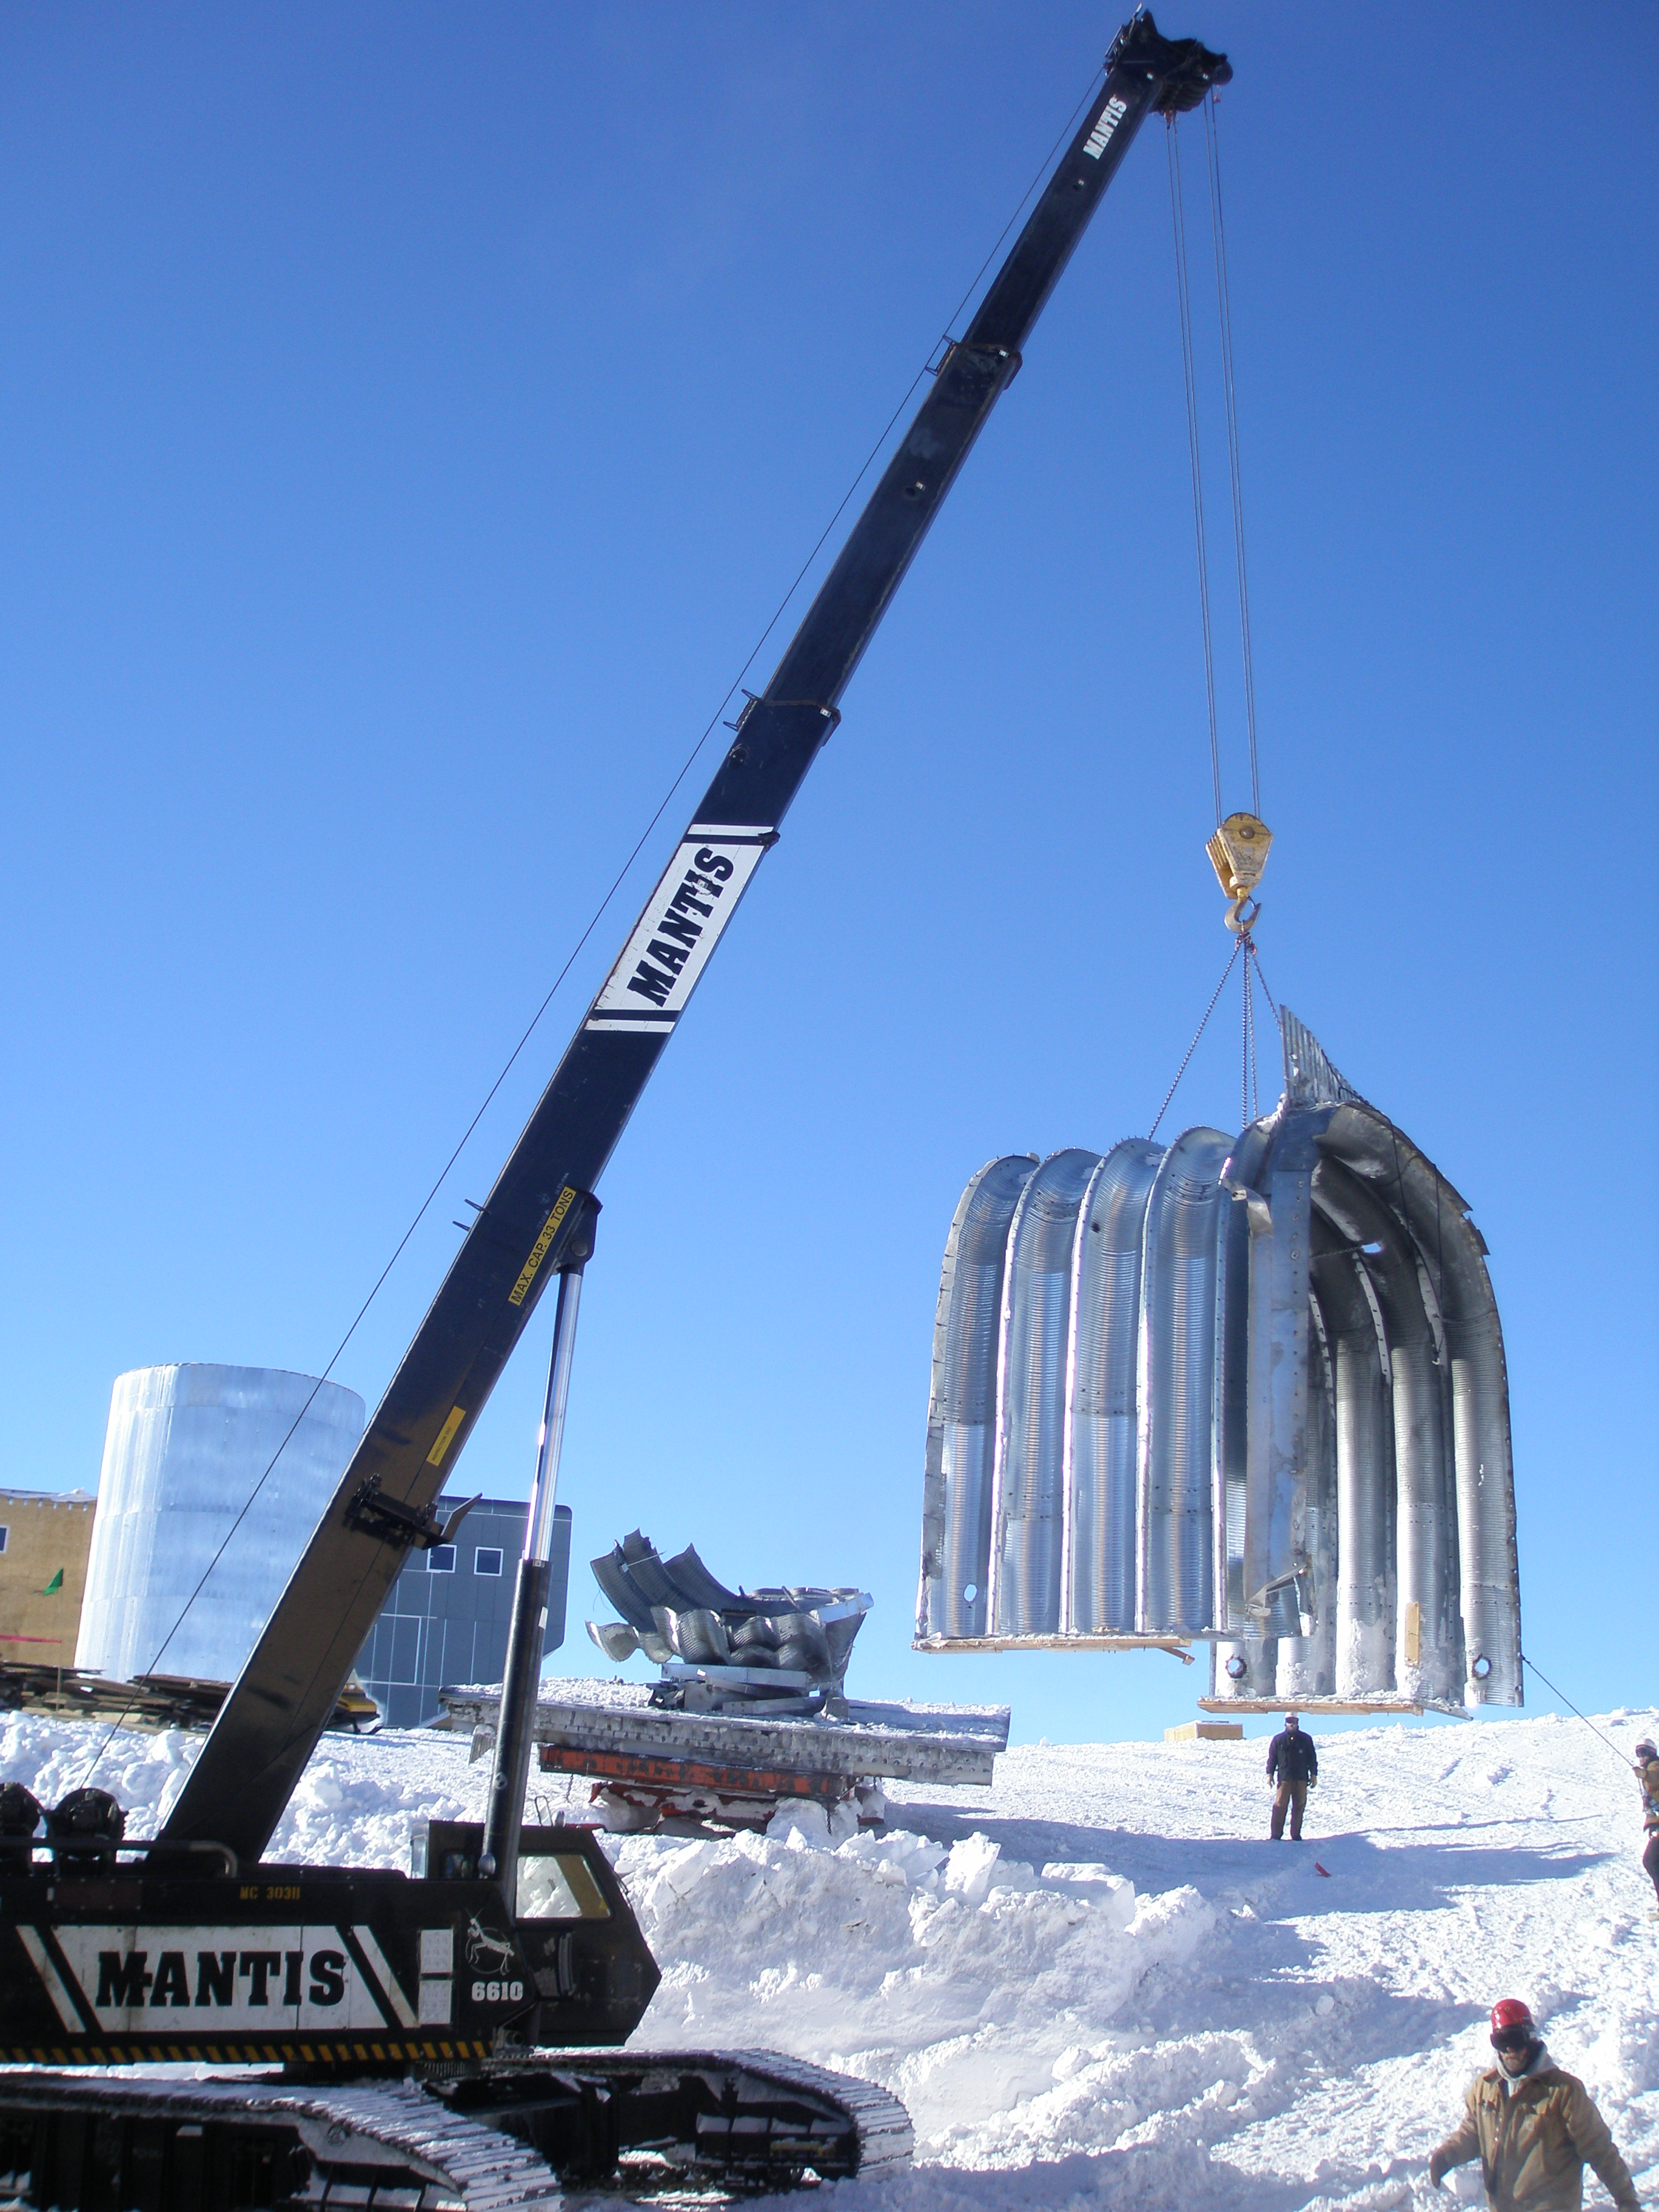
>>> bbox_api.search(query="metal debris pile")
[588,1532,871,1714]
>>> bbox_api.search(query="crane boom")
[161,12,1230,1865]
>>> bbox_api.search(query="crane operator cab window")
[410,1818,612,1920]
[517,1849,611,1921]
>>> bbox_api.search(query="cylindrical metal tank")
[76,1364,365,1684]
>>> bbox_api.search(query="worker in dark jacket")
[1635,1738,1659,1908]
[1429,1997,1640,2209]
[1265,1712,1318,1840]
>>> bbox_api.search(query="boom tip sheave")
[1109,12,1232,112]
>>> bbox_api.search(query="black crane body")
[0,18,1230,2207]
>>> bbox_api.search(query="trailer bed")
[441,1675,1009,1789]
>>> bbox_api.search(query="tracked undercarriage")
[0,2053,912,2209]
[0,1817,909,2208]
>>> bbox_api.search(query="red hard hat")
[1491,1999,1534,2038]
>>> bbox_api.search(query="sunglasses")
[1490,2028,1534,2054]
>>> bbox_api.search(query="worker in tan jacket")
[1429,1999,1640,2210]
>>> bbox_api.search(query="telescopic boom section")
[162,13,1230,1865]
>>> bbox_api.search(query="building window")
[474,1547,503,1577]
[428,1544,457,1574]
[0,1526,8,1554]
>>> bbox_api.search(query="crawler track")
[0,2047,911,2208]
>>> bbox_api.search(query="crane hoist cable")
[1156,98,1280,1138]
[1167,116,1222,830]
[1205,94,1260,817]
[1170,99,1262,838]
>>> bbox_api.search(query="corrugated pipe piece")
[1064,1140,1163,1632]
[1232,1115,1321,1635]
[1318,1107,1520,1708]
[918,1155,1038,1640]
[1210,1175,1250,1638]
[1136,1127,1231,1635]
[990,1150,1101,1637]
[1312,1146,1457,1708]
[1309,1217,1395,1698]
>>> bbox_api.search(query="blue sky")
[4,4,1654,1749]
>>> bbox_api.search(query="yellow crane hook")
[1206,811,1271,933]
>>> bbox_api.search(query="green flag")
[41,1567,63,1596]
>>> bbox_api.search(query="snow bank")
[614,1810,1174,2148]
[4,1703,1657,2210]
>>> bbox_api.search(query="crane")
[0,17,1231,2206]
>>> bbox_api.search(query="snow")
[4,1703,1657,2210]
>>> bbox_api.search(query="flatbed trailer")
[443,1677,1009,1830]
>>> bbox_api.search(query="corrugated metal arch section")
[1202,1014,1520,1712]
[916,1012,1521,1712]
[918,1155,1038,1640]
[918,1125,1238,1646]
[1318,1104,1519,1707]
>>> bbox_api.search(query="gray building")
[356,1498,571,1729]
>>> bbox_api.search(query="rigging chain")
[1148,937,1241,1143]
